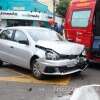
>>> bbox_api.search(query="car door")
[10,30,31,69]
[65,5,94,48]
[71,9,93,47]
[0,29,15,63]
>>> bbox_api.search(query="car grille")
[44,66,79,73]
[58,66,79,73]
[44,67,56,73]
[44,61,86,74]
[60,55,78,59]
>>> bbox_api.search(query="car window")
[71,10,91,27]
[14,30,28,44]
[0,30,13,40]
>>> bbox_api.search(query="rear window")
[71,10,91,27]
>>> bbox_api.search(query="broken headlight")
[45,50,60,60]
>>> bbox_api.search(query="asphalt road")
[0,64,100,100]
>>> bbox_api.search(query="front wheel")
[31,60,44,80]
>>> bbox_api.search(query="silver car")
[0,26,87,79]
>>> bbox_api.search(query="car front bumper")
[37,57,88,75]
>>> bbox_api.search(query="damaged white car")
[0,26,87,79]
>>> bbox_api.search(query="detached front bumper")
[37,57,88,75]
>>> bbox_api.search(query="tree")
[56,0,70,18]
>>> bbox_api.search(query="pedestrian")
[53,22,64,36]
[54,23,58,32]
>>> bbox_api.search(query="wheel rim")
[32,62,41,78]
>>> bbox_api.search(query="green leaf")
[56,0,70,18]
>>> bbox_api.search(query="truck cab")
[64,0,100,63]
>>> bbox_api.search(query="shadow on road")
[70,72,86,81]
[88,63,100,70]
[0,63,31,75]
[0,64,70,81]
[70,63,100,82]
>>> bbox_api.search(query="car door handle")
[10,46,14,48]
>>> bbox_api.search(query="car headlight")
[45,50,60,60]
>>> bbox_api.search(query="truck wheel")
[31,60,44,80]
[0,60,3,66]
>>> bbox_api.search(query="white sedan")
[0,26,87,79]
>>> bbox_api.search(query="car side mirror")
[19,40,29,45]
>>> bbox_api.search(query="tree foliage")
[56,0,70,18]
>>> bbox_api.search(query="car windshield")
[27,28,64,41]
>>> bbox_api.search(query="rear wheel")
[31,60,44,80]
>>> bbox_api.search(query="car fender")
[34,48,46,59]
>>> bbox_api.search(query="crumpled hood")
[36,40,85,55]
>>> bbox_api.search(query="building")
[0,0,50,27]
[38,0,62,24]
[0,0,49,12]
[38,0,59,13]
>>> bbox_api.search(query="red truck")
[64,0,100,63]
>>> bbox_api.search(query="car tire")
[0,60,3,66]
[31,60,44,80]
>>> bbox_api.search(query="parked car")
[0,26,87,79]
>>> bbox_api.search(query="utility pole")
[53,0,56,21]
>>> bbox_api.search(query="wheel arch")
[30,55,39,68]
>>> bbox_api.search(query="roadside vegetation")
[56,0,70,17]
